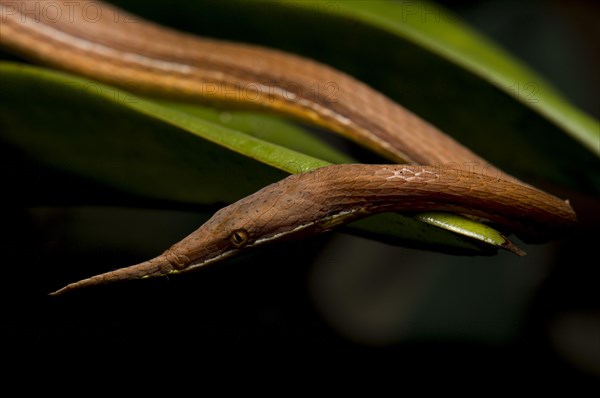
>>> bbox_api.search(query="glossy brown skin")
[0,1,576,295]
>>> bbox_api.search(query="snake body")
[0,1,576,295]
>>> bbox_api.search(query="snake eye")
[229,229,249,248]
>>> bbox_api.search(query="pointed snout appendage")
[49,255,176,296]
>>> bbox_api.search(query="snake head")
[49,171,337,295]
[169,171,344,274]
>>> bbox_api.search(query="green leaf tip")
[415,212,526,256]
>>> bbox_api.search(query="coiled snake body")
[0,1,576,295]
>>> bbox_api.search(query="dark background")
[1,0,598,381]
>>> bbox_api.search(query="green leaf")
[415,212,525,256]
[0,62,493,254]
[329,0,599,156]
[159,101,354,165]
[0,62,293,204]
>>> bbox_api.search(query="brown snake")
[0,1,576,295]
